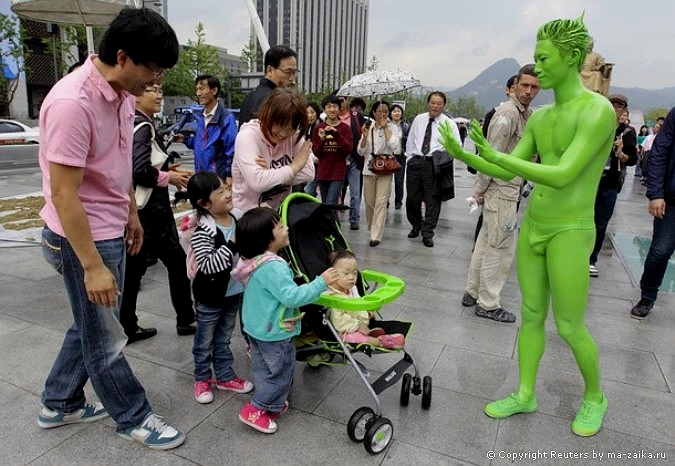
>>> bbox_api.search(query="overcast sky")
[168,0,674,91]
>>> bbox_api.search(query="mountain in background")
[446,58,675,113]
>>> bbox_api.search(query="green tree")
[0,13,30,117]
[41,25,88,77]
[163,23,225,98]
[240,38,258,73]
[644,107,670,125]
[447,95,484,120]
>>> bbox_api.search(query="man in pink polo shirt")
[37,8,184,450]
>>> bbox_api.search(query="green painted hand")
[438,120,465,160]
[468,120,499,164]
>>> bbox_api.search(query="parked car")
[0,119,40,145]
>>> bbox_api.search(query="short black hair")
[236,207,281,259]
[321,94,341,109]
[506,75,518,88]
[264,45,297,69]
[196,74,221,95]
[98,7,179,68]
[427,91,447,105]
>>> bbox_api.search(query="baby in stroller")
[325,250,405,350]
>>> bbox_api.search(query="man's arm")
[217,112,238,180]
[646,108,675,218]
[50,163,120,307]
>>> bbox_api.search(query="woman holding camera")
[357,100,401,247]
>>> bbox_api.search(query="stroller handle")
[316,269,405,311]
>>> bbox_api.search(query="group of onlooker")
[36,6,675,453]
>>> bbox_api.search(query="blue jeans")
[40,227,151,431]
[193,294,242,381]
[249,336,295,412]
[318,179,344,218]
[345,159,362,224]
[640,206,675,301]
[590,187,618,265]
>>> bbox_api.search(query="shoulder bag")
[367,127,401,175]
[133,121,168,209]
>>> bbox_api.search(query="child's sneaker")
[380,333,405,349]
[239,402,277,434]
[118,413,185,450]
[216,376,254,394]
[268,401,289,421]
[37,401,108,428]
[194,380,214,404]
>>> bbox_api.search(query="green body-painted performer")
[438,17,615,437]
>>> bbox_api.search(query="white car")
[0,119,40,145]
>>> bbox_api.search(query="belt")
[412,154,433,160]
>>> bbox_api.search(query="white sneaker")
[118,413,185,450]
[589,264,599,277]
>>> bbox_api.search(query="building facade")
[254,0,369,93]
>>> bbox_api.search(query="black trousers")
[405,156,442,239]
[120,244,195,334]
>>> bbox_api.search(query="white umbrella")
[453,117,470,124]
[337,70,421,97]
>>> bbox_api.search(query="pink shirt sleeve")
[156,171,170,187]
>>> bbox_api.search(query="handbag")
[133,121,168,209]
[367,128,401,175]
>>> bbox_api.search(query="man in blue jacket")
[631,106,675,319]
[184,75,238,182]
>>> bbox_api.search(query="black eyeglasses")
[275,67,299,76]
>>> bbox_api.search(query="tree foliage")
[0,13,29,117]
[240,38,258,73]
[644,107,670,125]
[163,23,225,97]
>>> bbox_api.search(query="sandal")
[475,306,516,323]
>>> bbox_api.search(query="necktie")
[422,117,434,155]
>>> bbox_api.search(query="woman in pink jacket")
[232,87,315,212]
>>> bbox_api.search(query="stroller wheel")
[347,407,375,443]
[364,417,393,454]
[400,373,412,406]
[422,375,432,410]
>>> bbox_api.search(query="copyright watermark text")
[486,449,667,461]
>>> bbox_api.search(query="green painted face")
[533,39,568,90]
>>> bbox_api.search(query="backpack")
[180,213,235,306]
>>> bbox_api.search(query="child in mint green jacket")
[232,207,338,434]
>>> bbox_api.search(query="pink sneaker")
[380,333,405,349]
[268,401,289,421]
[194,380,214,404]
[216,376,254,394]
[239,402,277,434]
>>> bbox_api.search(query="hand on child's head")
[321,267,339,285]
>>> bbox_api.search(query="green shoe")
[484,393,537,419]
[572,393,608,437]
